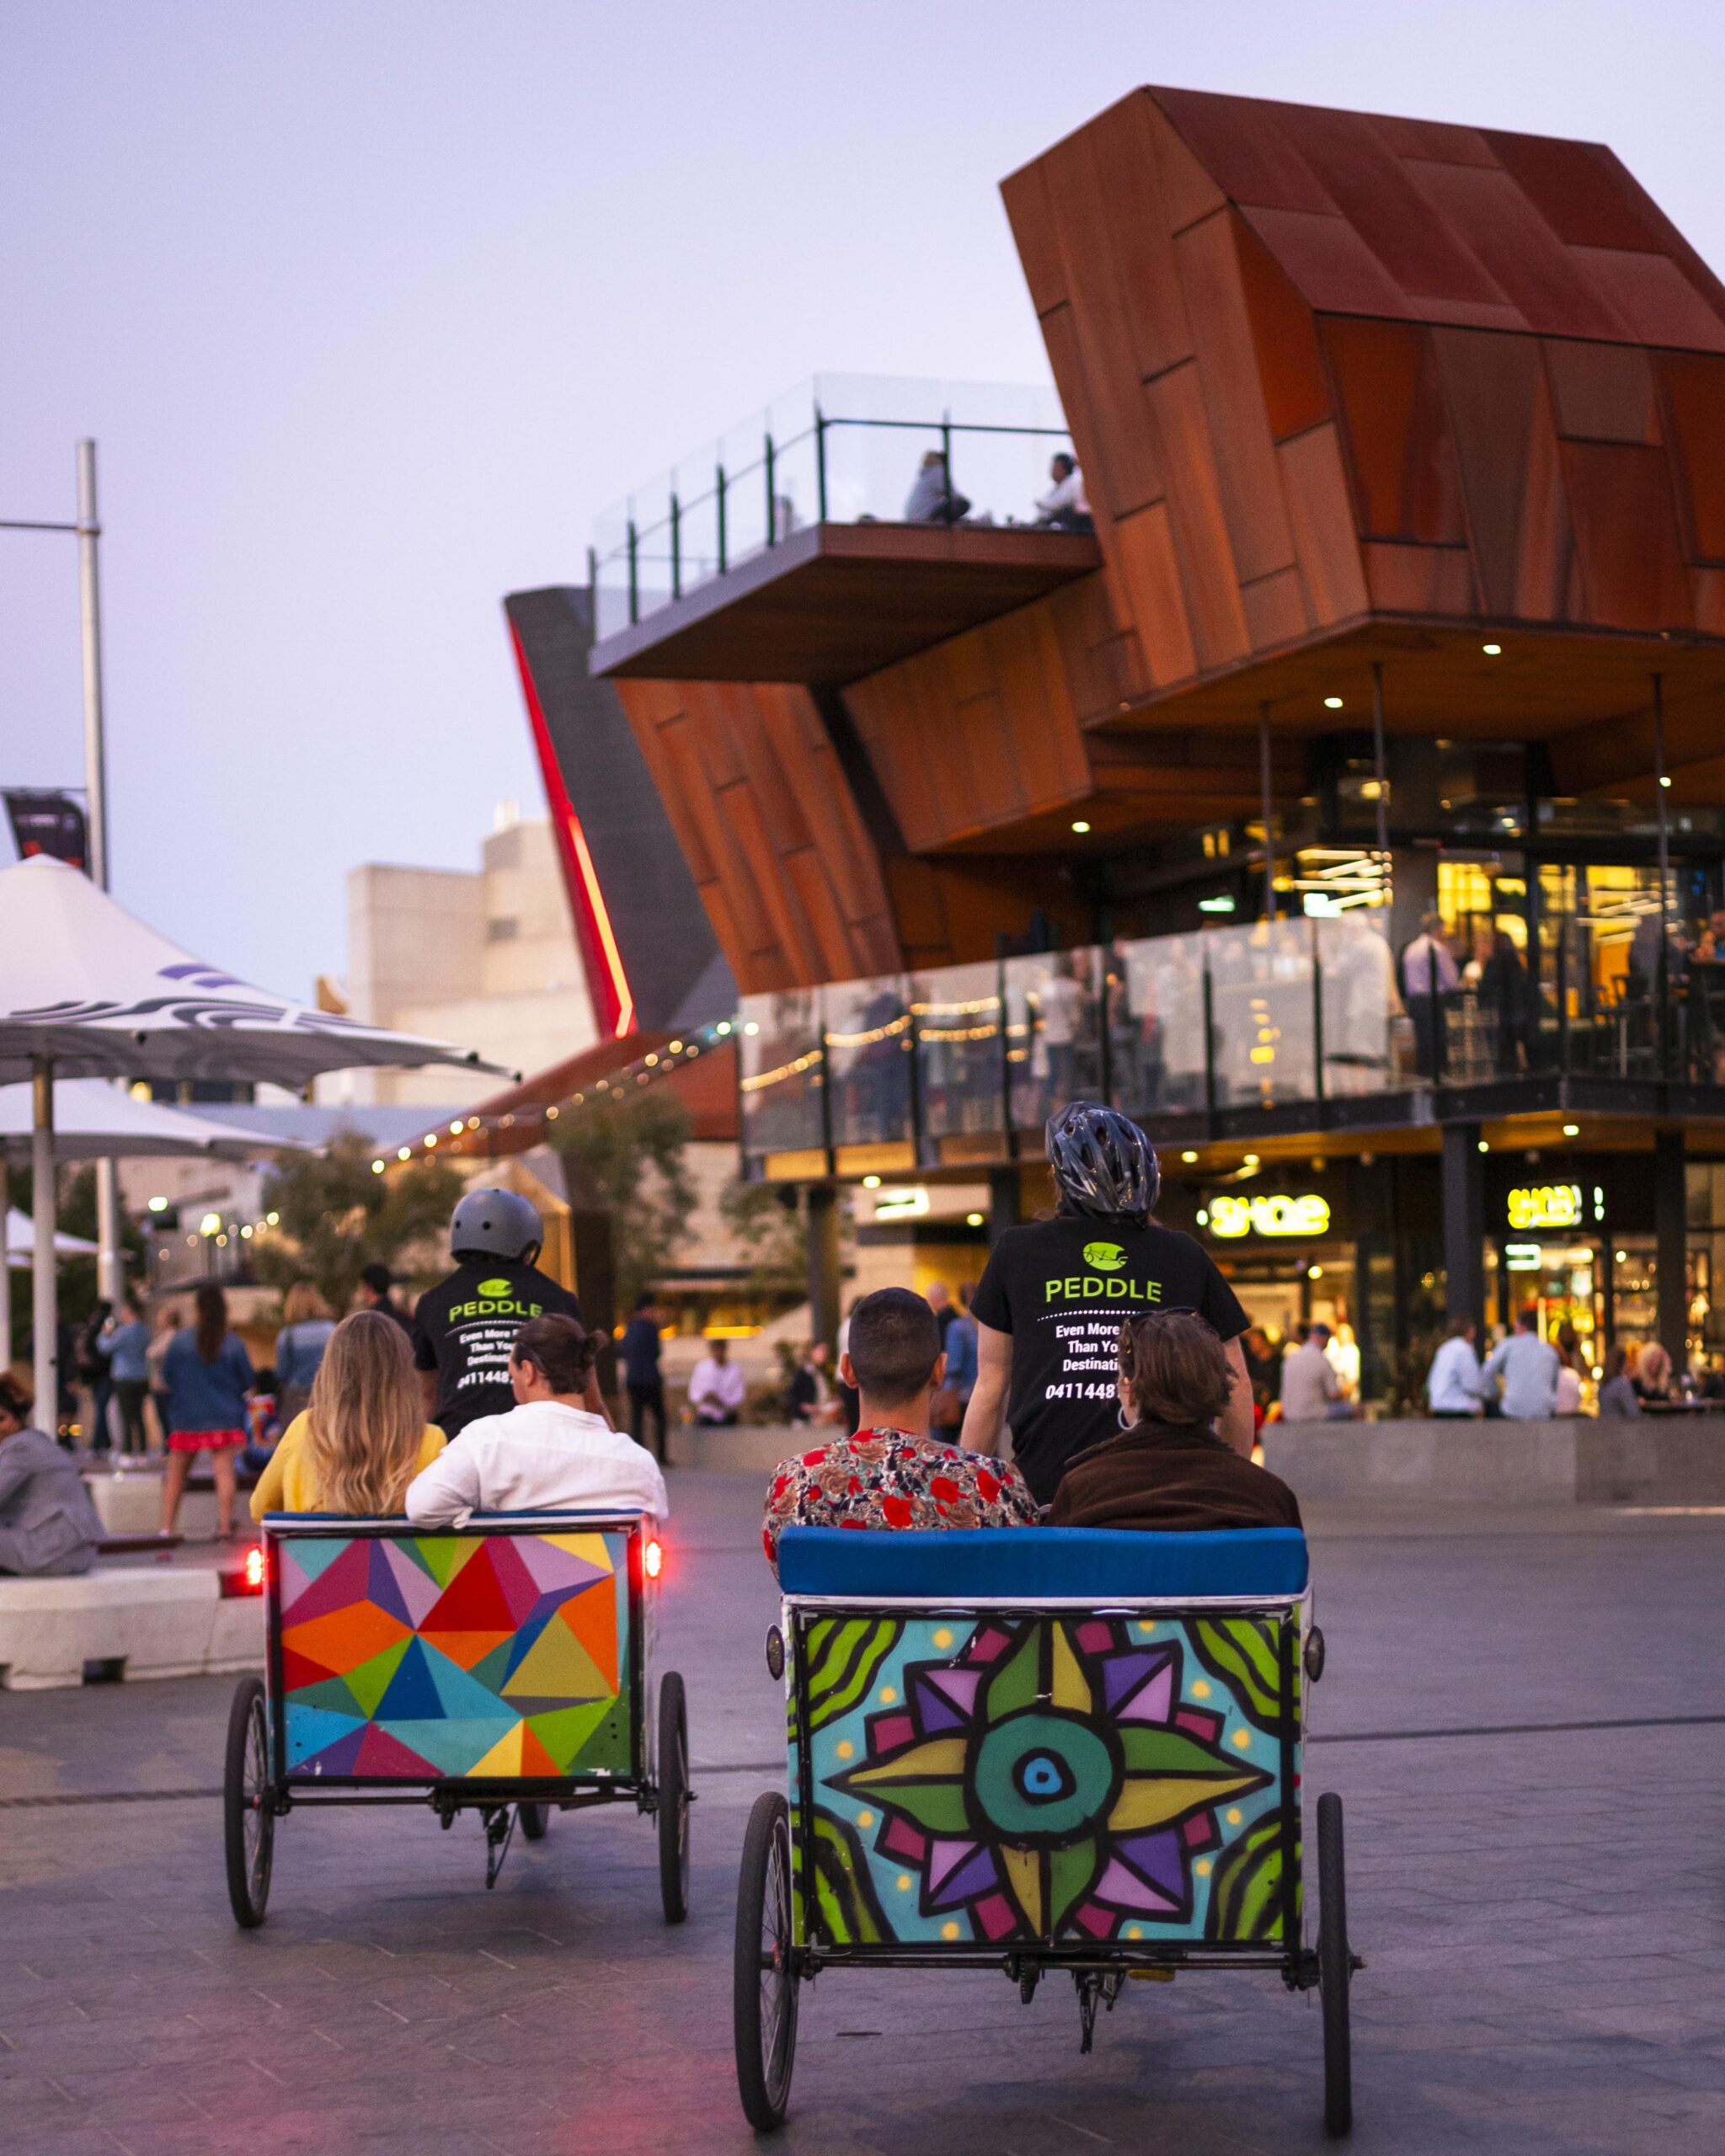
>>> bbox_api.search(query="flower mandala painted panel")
[279,1531,633,1781]
[799,1614,1296,1945]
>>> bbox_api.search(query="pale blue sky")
[4,1,1722,999]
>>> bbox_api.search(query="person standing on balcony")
[1401,912,1460,1077]
[1033,452,1092,533]
[959,1102,1253,1505]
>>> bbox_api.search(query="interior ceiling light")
[1482,643,1503,656]
[1323,696,1343,709]
[1181,1150,1199,1163]
[1071,819,1092,834]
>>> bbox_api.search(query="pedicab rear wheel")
[734,1790,798,2130]
[518,1803,551,1841]
[223,1676,275,1929]
[1316,1790,1353,2136]
[657,1670,691,1923]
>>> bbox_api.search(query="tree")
[718,1177,808,1303]
[254,1134,462,1313]
[548,1089,693,1313]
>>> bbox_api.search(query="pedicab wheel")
[223,1676,275,1929]
[657,1670,691,1924]
[734,1790,798,2130]
[518,1804,551,1841]
[1316,1790,1353,2137]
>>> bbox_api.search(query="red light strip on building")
[508,617,635,1040]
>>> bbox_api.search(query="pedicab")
[735,1524,1358,2136]
[224,1508,689,1926]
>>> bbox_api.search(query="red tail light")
[220,1545,268,1598]
[644,1537,664,1581]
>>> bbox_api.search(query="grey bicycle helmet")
[1045,1101,1160,1224]
[449,1187,542,1262]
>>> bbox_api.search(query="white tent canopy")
[0,1076,307,1161]
[5,1209,96,1259]
[0,854,510,1428]
[0,856,513,1087]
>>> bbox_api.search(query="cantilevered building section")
[534,88,1725,1390]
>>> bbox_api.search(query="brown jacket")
[1045,1417,1302,1533]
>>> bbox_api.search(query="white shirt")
[1426,1335,1482,1414]
[689,1356,746,1412]
[403,1399,667,1529]
[1036,466,1089,517]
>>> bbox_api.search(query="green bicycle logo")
[1082,1241,1127,1271]
[476,1277,513,1299]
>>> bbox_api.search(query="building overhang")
[588,520,1101,686]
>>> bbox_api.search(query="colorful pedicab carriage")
[224,1508,689,1926]
[736,1524,1358,2136]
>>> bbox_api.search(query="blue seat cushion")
[775,1525,1308,1599]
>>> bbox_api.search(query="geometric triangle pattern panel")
[278,1529,632,1782]
[791,1610,1299,1950]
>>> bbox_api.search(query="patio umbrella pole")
[31,1058,56,1438]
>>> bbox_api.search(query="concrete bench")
[0,1567,263,1691]
[1263,1417,1725,1505]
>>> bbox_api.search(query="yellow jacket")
[249,1412,446,1521]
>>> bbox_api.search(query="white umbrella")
[5,1209,97,1259]
[0,855,512,1428]
[0,1077,312,1368]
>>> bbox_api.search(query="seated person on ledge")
[406,1314,666,1528]
[688,1336,746,1427]
[251,1310,446,1519]
[0,1373,102,1577]
[762,1286,1037,1576]
[1046,1309,1301,1533]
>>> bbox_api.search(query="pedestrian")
[1280,1322,1360,1422]
[1424,1316,1482,1417]
[688,1336,746,1426]
[941,1281,980,1421]
[0,1372,103,1577]
[273,1282,336,1428]
[1596,1344,1642,1417]
[1047,1309,1302,1532]
[788,1339,841,1427]
[411,1188,597,1438]
[250,1309,446,1519]
[99,1294,153,1455]
[1033,451,1092,533]
[147,1302,179,1449]
[75,1299,114,1454]
[356,1261,414,1332]
[960,1100,1252,1506]
[161,1283,254,1540]
[406,1315,666,1527]
[621,1291,668,1460]
[1478,1306,1560,1419]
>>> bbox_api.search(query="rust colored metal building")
[521,88,1725,1400]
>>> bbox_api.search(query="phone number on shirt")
[1043,1380,1119,1401]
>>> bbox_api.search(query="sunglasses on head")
[1117,1306,1204,1371]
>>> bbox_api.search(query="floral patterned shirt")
[762,1428,1039,1574]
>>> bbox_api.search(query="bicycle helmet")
[1045,1101,1160,1224]
[449,1187,542,1262]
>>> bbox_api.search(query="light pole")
[0,440,119,1422]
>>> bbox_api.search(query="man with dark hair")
[620,1292,668,1461]
[761,1287,1038,1575]
[357,1262,413,1333]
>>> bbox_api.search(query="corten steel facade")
[537,87,1725,1396]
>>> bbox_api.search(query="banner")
[3,789,88,870]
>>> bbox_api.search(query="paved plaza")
[2,1479,1722,2154]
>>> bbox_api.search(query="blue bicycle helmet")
[1045,1101,1160,1225]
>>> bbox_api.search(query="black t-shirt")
[969,1214,1249,1504]
[411,1259,581,1437]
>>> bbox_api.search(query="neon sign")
[1506,1184,1583,1232]
[1207,1193,1332,1240]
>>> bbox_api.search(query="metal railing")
[592,374,1075,641]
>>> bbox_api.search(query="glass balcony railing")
[591,374,1076,641]
[735,903,1725,1172]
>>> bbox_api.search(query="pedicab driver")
[960,1102,1253,1505]
[413,1189,609,1437]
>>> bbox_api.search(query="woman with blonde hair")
[250,1310,445,1518]
[274,1280,336,1428]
